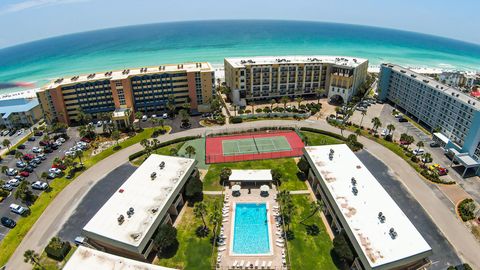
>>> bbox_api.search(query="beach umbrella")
[260,185,269,192]
[232,184,241,192]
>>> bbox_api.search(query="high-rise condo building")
[224,56,368,106]
[378,63,480,176]
[37,62,215,126]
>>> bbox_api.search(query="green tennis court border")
[221,136,292,156]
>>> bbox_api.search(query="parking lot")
[57,163,136,243]
[0,128,81,240]
[356,150,462,269]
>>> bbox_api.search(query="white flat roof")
[83,154,195,250]
[433,132,449,144]
[229,169,272,182]
[43,62,213,90]
[63,246,177,270]
[225,56,368,68]
[304,144,431,268]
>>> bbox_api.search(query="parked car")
[14,175,25,181]
[19,171,29,177]
[28,162,38,168]
[162,113,168,119]
[80,137,91,143]
[32,157,42,164]
[34,131,43,136]
[142,115,148,122]
[8,130,16,136]
[57,137,66,143]
[39,141,49,146]
[398,117,408,122]
[9,203,28,215]
[23,154,35,161]
[28,137,36,141]
[74,236,86,246]
[49,168,62,175]
[23,166,34,173]
[1,184,14,191]
[413,148,425,156]
[32,181,48,190]
[151,114,157,119]
[1,217,16,228]
[429,141,440,148]
[17,144,26,149]
[32,147,42,153]
[47,172,57,179]
[16,161,26,168]
[37,153,46,160]
[7,179,20,187]
[6,168,18,176]
[437,167,449,176]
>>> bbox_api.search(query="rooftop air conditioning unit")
[127,207,135,218]
[151,172,157,180]
[117,215,125,225]
[389,228,398,239]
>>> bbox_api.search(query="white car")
[7,179,21,187]
[162,113,168,119]
[96,121,102,127]
[10,204,28,215]
[49,168,62,175]
[151,114,157,119]
[65,151,76,157]
[32,181,49,190]
[32,147,42,153]
[413,148,425,156]
[57,137,66,143]
[141,115,148,122]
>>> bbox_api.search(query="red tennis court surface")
[205,130,304,163]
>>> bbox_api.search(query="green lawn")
[156,195,222,269]
[300,131,344,146]
[35,245,77,270]
[132,142,185,166]
[0,127,171,266]
[203,158,307,191]
[287,195,337,269]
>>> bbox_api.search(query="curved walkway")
[6,119,480,269]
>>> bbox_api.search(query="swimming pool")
[232,203,271,255]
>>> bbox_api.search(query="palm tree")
[371,117,382,134]
[270,98,276,110]
[386,124,396,139]
[75,151,84,164]
[185,145,196,158]
[179,109,190,126]
[2,139,11,151]
[209,202,222,236]
[315,88,326,104]
[280,96,289,110]
[169,147,178,156]
[300,200,325,224]
[355,128,362,137]
[422,152,432,166]
[135,111,143,121]
[250,103,255,115]
[334,107,341,118]
[140,139,152,156]
[295,97,303,108]
[416,141,424,152]
[111,130,121,146]
[359,110,367,127]
[15,151,23,162]
[24,249,42,269]
[339,124,346,137]
[193,202,208,230]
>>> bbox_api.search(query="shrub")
[185,173,203,199]
[332,231,355,265]
[230,117,243,124]
[128,136,200,161]
[45,237,71,261]
[297,157,310,174]
[238,109,244,115]
[457,198,476,222]
[410,156,418,162]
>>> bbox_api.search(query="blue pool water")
[232,203,270,254]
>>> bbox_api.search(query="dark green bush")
[457,198,476,222]
[230,117,243,124]
[45,237,71,261]
[128,136,200,161]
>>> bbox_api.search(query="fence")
[205,125,299,138]
[205,147,304,164]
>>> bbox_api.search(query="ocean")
[0,20,479,95]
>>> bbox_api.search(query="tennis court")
[222,136,292,156]
[205,130,304,163]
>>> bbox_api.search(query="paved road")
[0,128,79,241]
[5,119,480,269]
[356,151,461,269]
[58,164,136,243]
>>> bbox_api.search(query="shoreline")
[0,63,475,101]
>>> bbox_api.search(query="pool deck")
[217,187,287,270]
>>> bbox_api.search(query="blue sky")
[0,0,479,48]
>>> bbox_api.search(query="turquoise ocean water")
[0,20,479,94]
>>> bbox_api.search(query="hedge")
[457,198,476,222]
[45,237,71,260]
[230,117,243,124]
[299,127,364,151]
[128,136,200,161]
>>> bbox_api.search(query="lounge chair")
[254,260,259,269]
[245,261,251,269]
[275,242,284,248]
[267,261,273,269]
[232,260,238,268]
[261,261,266,269]
[218,246,226,252]
[276,238,285,243]
[238,260,244,269]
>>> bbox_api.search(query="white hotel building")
[82,154,197,259]
[304,145,432,270]
[224,56,368,106]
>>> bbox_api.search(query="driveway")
[356,150,461,269]
[57,163,136,243]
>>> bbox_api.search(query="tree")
[250,103,255,115]
[140,139,153,157]
[338,124,346,137]
[416,141,424,152]
[300,200,325,224]
[386,124,395,136]
[15,181,37,203]
[421,152,432,165]
[15,151,24,161]
[355,128,362,137]
[111,130,121,146]
[185,173,203,198]
[185,145,196,158]
[371,117,382,134]
[277,190,295,231]
[220,167,232,185]
[315,88,326,104]
[280,96,289,110]
[209,202,222,237]
[297,157,310,174]
[75,150,84,164]
[194,202,208,230]
[270,98,276,110]
[78,124,95,139]
[24,249,42,269]
[333,231,355,265]
[359,110,367,127]
[169,147,178,156]
[271,169,282,186]
[154,224,178,254]
[295,97,303,108]
[135,111,143,121]
[2,139,11,151]
[179,109,190,127]
[334,106,341,118]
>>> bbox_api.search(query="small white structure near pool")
[229,170,273,186]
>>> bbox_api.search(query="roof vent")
[159,161,165,169]
[117,215,125,225]
[389,228,398,239]
[151,172,157,180]
[329,149,334,160]
[352,186,358,196]
[378,212,386,223]
[351,177,357,186]
[127,207,135,218]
